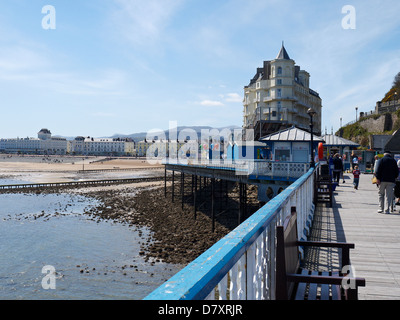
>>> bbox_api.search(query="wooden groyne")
[77,166,163,173]
[0,176,165,192]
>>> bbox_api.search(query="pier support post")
[172,171,175,203]
[238,183,243,225]
[181,172,185,209]
[211,178,215,232]
[193,175,197,219]
[225,179,228,206]
[238,182,247,225]
[219,179,223,212]
[164,166,167,198]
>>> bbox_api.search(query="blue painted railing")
[144,167,316,300]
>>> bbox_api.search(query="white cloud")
[91,112,117,118]
[225,93,242,103]
[111,0,184,47]
[200,100,225,107]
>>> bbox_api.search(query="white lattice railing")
[144,167,316,300]
[164,159,311,180]
[248,161,311,179]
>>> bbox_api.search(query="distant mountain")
[55,125,241,141]
[108,125,241,142]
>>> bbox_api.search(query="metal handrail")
[144,167,315,300]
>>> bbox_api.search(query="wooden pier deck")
[306,172,400,300]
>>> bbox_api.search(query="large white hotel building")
[0,129,68,155]
[243,44,322,139]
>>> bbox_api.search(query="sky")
[0,0,400,138]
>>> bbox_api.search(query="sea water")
[0,190,182,300]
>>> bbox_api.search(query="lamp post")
[307,108,317,168]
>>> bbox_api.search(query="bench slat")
[308,271,319,300]
[320,272,330,300]
[331,272,341,300]
[294,269,309,300]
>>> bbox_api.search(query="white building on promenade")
[0,128,67,155]
[137,139,200,159]
[69,136,134,156]
[243,44,322,140]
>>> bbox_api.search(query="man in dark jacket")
[332,153,344,185]
[375,151,399,214]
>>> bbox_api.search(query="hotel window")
[277,79,282,85]
[277,67,282,75]
[277,89,282,98]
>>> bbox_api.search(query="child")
[353,165,361,189]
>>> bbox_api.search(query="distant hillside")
[336,72,400,148]
[110,125,241,142]
[54,125,241,141]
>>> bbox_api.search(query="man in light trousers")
[375,151,399,214]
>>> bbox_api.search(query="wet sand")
[0,156,163,183]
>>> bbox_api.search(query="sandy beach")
[0,155,164,184]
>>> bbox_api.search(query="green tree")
[393,71,400,91]
[382,72,400,102]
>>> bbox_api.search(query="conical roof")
[276,43,290,60]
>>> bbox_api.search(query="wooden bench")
[275,208,366,300]
[316,178,333,207]
[315,164,333,207]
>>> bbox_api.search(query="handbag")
[372,176,377,184]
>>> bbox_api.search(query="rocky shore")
[80,180,261,265]
[79,184,242,265]
[10,181,259,265]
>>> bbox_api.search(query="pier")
[163,160,311,229]
[147,162,315,300]
[147,162,400,300]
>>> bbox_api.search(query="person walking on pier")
[352,165,360,190]
[332,153,344,185]
[395,159,400,206]
[375,151,399,214]
[351,152,359,171]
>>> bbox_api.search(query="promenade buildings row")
[0,128,197,157]
[0,129,137,156]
